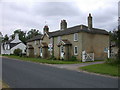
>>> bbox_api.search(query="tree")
[26,29,41,39]
[3,34,9,42]
[14,48,22,56]
[11,29,27,44]
[117,26,120,60]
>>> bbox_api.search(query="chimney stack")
[43,25,49,34]
[88,13,93,29]
[15,33,19,40]
[60,20,67,30]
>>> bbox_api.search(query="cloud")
[0,0,118,36]
[32,2,81,17]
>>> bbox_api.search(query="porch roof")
[27,45,34,49]
[38,42,48,48]
[58,39,72,46]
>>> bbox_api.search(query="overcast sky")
[0,0,119,36]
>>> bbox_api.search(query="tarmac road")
[2,57,118,88]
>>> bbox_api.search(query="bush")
[48,55,56,60]
[69,56,77,61]
[105,58,120,65]
[14,48,22,56]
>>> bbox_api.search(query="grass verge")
[0,81,9,88]
[2,55,83,64]
[79,63,120,77]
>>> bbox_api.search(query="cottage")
[26,34,43,57]
[1,33,26,55]
[26,14,109,61]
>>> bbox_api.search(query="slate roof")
[26,34,43,42]
[10,43,20,49]
[27,45,34,49]
[62,39,72,45]
[39,42,48,48]
[47,25,109,38]
[5,39,13,44]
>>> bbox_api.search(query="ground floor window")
[74,46,78,55]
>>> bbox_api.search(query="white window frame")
[74,46,78,55]
[74,33,78,41]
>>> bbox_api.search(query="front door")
[60,45,64,59]
[40,47,43,57]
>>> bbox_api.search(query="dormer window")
[74,33,78,41]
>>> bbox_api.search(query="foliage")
[48,55,56,60]
[109,28,120,62]
[105,58,120,65]
[117,28,120,60]
[69,56,77,61]
[11,29,27,44]
[13,48,22,56]
[26,29,41,40]
[80,63,120,77]
[3,34,9,42]
[4,55,82,64]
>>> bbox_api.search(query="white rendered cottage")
[1,33,26,55]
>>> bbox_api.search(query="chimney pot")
[88,13,93,30]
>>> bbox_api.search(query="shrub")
[69,56,77,61]
[48,55,56,60]
[14,48,22,56]
[105,58,120,65]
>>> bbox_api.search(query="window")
[74,33,78,41]
[58,36,61,43]
[74,46,78,55]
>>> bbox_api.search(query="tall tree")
[117,26,120,60]
[12,29,27,44]
[27,29,41,39]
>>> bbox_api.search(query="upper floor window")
[58,36,61,43]
[74,33,78,41]
[74,46,78,55]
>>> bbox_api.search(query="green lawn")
[2,55,83,64]
[80,63,120,77]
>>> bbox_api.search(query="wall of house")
[82,32,109,60]
[42,34,50,44]
[26,40,40,57]
[10,43,26,54]
[42,34,51,58]
[53,33,83,60]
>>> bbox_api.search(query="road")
[2,57,118,88]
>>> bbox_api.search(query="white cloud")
[0,0,119,36]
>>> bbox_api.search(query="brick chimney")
[88,13,93,29]
[60,20,67,30]
[43,25,49,34]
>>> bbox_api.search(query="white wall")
[10,43,26,54]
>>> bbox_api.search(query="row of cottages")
[1,33,26,55]
[26,14,109,61]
